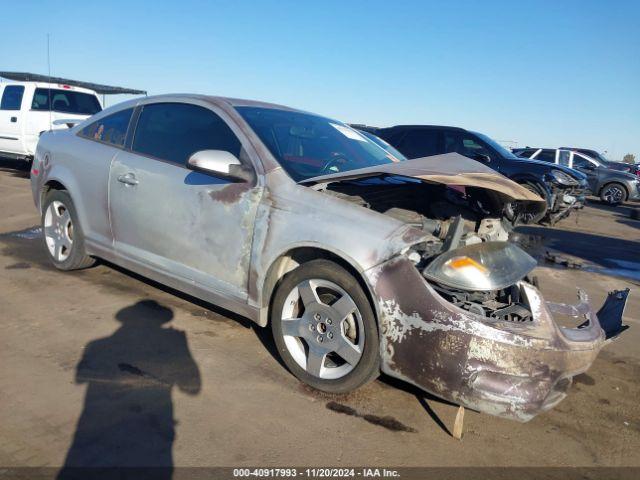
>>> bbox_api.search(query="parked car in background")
[30,94,628,422]
[0,72,145,162]
[560,147,640,178]
[353,125,589,225]
[513,147,640,205]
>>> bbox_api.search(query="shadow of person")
[57,300,201,480]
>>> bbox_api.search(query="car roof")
[140,94,305,112]
[378,124,468,132]
[516,147,570,151]
[560,147,598,151]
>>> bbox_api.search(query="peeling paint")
[367,255,606,422]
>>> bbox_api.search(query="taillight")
[31,153,47,176]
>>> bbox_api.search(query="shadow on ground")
[57,300,201,480]
[0,157,30,179]
[0,226,519,442]
[516,225,640,282]
[584,199,640,231]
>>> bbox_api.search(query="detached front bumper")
[367,256,628,422]
[547,185,587,224]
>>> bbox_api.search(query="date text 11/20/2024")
[233,468,400,478]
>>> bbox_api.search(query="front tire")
[41,190,95,270]
[600,182,627,205]
[270,259,380,394]
[506,182,548,224]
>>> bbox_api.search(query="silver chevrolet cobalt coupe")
[31,95,627,421]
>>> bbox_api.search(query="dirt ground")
[1,157,639,470]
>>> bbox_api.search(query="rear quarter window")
[79,108,134,147]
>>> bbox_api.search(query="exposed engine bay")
[322,177,537,323]
[301,154,628,423]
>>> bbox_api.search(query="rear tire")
[270,259,380,394]
[41,190,95,271]
[600,182,627,205]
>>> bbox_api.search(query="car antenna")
[47,33,53,131]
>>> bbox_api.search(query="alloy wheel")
[602,185,624,204]
[280,279,364,380]
[44,200,74,262]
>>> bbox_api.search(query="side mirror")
[580,163,596,171]
[52,118,83,129]
[187,150,253,183]
[474,153,491,163]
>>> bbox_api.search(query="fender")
[507,173,553,204]
[252,239,397,328]
[39,164,91,240]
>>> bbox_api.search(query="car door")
[570,152,600,191]
[72,107,135,248]
[0,85,25,154]
[108,101,261,300]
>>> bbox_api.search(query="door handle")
[10,117,17,123]
[117,173,139,186]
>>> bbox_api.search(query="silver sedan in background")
[30,95,628,421]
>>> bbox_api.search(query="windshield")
[31,88,102,115]
[473,132,519,159]
[591,152,610,163]
[236,107,401,181]
[357,130,407,161]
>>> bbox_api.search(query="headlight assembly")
[423,242,537,291]
[547,169,578,186]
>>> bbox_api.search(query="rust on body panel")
[208,182,252,204]
[246,168,431,324]
[367,256,605,422]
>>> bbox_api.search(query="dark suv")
[353,125,588,224]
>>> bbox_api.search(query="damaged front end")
[544,171,589,225]
[368,222,629,421]
[309,154,628,421]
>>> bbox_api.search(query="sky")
[2,0,639,160]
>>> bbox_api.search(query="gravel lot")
[1,157,639,470]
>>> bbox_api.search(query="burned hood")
[302,153,545,204]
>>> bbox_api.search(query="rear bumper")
[366,256,625,422]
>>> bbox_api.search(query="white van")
[0,72,145,161]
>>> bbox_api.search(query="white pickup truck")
[0,72,145,161]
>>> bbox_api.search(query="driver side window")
[572,154,595,169]
[132,103,241,166]
[460,136,492,161]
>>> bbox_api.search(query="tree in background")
[623,153,636,164]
